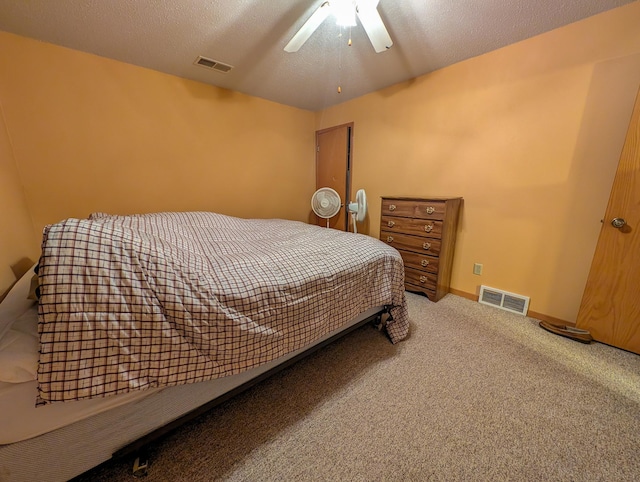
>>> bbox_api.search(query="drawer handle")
[389,204,396,211]
[387,221,395,228]
[421,259,429,267]
[424,224,433,233]
[423,242,431,250]
[419,276,428,284]
[425,206,435,215]
[386,236,394,243]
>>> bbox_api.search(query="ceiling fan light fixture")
[333,0,357,27]
[284,0,391,53]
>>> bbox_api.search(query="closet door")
[576,86,640,354]
[315,123,353,231]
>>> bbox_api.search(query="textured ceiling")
[0,0,636,111]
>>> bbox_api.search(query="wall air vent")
[478,285,530,316]
[194,56,233,73]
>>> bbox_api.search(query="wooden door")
[315,123,353,231]
[576,86,640,354]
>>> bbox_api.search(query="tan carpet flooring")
[76,293,640,481]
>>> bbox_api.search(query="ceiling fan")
[285,0,393,53]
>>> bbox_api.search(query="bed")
[0,211,408,481]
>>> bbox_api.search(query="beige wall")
[316,2,640,322]
[0,101,39,294]
[0,32,316,294]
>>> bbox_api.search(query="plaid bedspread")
[36,212,408,404]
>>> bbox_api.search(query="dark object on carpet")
[539,320,593,344]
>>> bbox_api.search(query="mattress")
[0,364,159,444]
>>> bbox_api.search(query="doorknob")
[611,217,626,229]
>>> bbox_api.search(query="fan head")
[348,188,367,222]
[311,187,342,219]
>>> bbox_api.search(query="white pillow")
[0,308,39,383]
[0,330,38,383]
[0,283,39,383]
[10,306,38,338]
[0,264,38,340]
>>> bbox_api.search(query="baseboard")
[447,288,574,327]
[448,288,477,301]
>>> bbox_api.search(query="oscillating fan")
[311,187,342,227]
[347,188,367,233]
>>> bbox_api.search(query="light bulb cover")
[334,0,356,27]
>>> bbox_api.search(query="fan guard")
[311,187,342,227]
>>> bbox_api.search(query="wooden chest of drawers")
[380,197,462,301]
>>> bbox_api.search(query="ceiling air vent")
[194,56,233,73]
[478,285,530,316]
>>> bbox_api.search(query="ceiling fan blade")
[284,1,332,52]
[356,1,393,53]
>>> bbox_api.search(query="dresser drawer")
[381,216,443,239]
[398,250,439,274]
[381,231,441,256]
[404,267,437,291]
[381,199,446,220]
